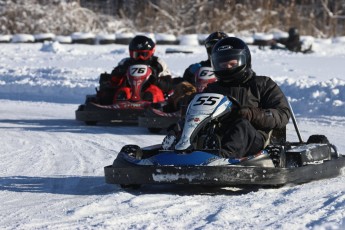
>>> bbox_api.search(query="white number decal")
[129,65,148,77]
[131,67,146,75]
[193,96,220,106]
[197,67,215,79]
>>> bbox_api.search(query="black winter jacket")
[203,69,291,141]
[284,34,301,52]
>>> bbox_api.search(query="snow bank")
[179,34,200,46]
[0,35,12,42]
[253,33,274,41]
[155,33,178,44]
[279,78,345,116]
[115,32,135,44]
[54,35,72,44]
[95,33,116,44]
[40,41,65,53]
[34,33,55,42]
[0,41,344,117]
[12,34,35,43]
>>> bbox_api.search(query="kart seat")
[264,126,286,147]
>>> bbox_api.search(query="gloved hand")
[157,75,173,94]
[172,81,196,110]
[238,107,275,130]
[238,106,262,122]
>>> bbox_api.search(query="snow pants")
[220,118,265,158]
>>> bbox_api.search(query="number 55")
[193,96,219,106]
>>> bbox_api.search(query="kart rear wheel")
[307,135,339,158]
[307,134,332,159]
[307,135,329,144]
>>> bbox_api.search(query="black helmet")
[204,31,228,57]
[129,35,156,60]
[211,37,251,83]
[288,27,299,37]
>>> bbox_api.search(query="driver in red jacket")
[98,35,172,104]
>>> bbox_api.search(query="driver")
[99,35,173,103]
[202,37,291,157]
[181,31,228,86]
[166,31,228,112]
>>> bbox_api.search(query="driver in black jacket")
[203,37,291,157]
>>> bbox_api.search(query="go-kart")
[138,66,217,133]
[104,93,345,188]
[75,64,165,125]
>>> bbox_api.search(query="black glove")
[238,106,262,122]
[172,81,196,111]
[157,75,173,94]
[238,107,275,130]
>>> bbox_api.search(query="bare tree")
[1,0,345,37]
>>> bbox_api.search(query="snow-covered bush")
[12,34,35,43]
[0,0,133,35]
[0,0,344,37]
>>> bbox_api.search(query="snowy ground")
[0,40,345,229]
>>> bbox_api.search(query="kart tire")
[77,104,85,111]
[307,135,337,159]
[307,135,339,160]
[307,135,329,144]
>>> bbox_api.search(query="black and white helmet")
[211,37,251,83]
[204,31,228,57]
[129,35,156,60]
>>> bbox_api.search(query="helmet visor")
[130,50,154,60]
[211,51,246,72]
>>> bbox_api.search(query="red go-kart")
[76,64,165,125]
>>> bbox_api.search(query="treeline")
[104,0,345,37]
[1,0,345,37]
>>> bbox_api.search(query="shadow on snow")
[0,175,117,195]
[0,175,264,196]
